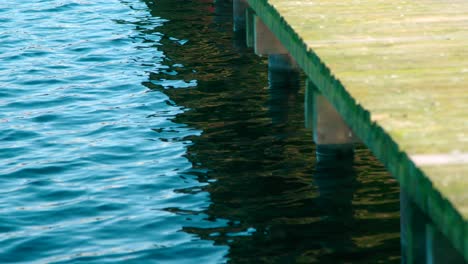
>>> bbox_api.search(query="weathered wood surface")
[247,0,468,259]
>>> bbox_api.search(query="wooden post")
[267,54,300,125]
[306,79,358,146]
[254,16,288,56]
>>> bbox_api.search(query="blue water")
[0,0,400,263]
[0,1,227,263]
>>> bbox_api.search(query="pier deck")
[247,0,468,260]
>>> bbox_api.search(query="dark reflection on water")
[142,0,401,263]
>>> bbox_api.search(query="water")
[0,0,400,263]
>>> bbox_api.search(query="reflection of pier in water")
[142,0,402,262]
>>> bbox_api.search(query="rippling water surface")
[0,0,400,263]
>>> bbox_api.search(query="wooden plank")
[247,0,468,260]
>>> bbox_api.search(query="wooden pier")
[237,0,468,262]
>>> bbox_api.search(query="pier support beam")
[254,16,288,56]
[253,14,357,157]
[248,14,301,124]
[268,54,299,86]
[267,54,300,125]
[254,15,300,89]
[305,80,359,160]
[401,191,466,264]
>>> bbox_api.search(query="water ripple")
[0,0,227,263]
